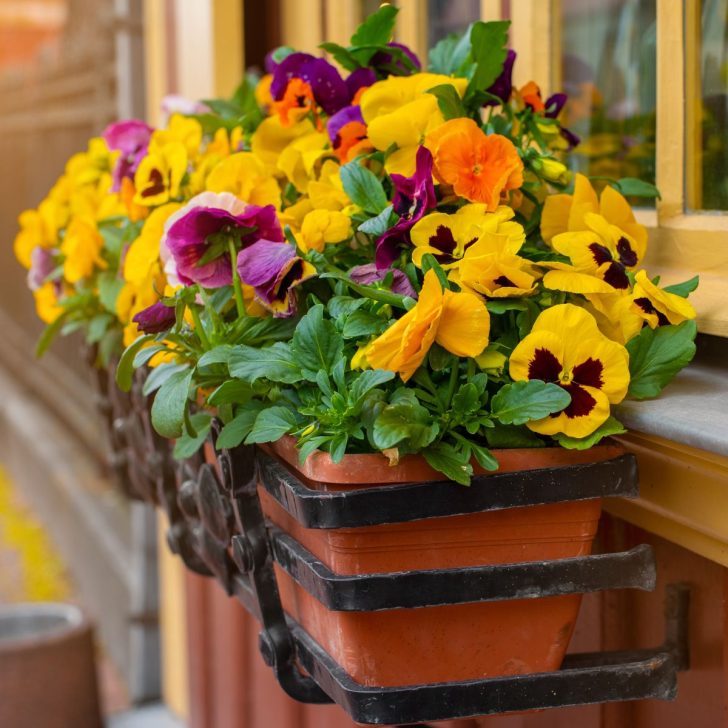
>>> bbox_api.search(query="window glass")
[560,0,657,192]
[427,0,480,48]
[694,0,728,210]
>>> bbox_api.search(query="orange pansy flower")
[271,78,316,127]
[518,81,545,112]
[426,118,523,211]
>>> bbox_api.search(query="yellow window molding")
[608,432,728,567]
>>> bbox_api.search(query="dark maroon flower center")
[494,275,515,287]
[634,297,670,326]
[588,236,638,291]
[275,259,304,301]
[141,167,165,198]
[528,349,603,418]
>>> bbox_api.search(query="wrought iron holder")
[166,428,690,726]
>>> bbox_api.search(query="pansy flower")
[61,216,106,283]
[206,152,281,208]
[632,270,696,329]
[133,139,187,207]
[270,53,350,124]
[132,301,176,334]
[297,209,352,253]
[327,106,373,164]
[483,50,516,106]
[102,119,154,192]
[375,146,436,269]
[362,270,490,381]
[455,232,541,298]
[543,211,645,293]
[426,118,523,210]
[410,204,525,270]
[161,191,283,288]
[360,74,468,175]
[541,173,647,249]
[237,240,315,317]
[509,304,630,438]
[27,246,58,292]
[350,263,417,299]
[369,42,422,77]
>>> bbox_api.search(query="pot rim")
[0,602,89,652]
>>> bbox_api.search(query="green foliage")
[428,29,473,75]
[173,413,212,459]
[664,275,700,298]
[554,416,626,450]
[626,320,697,400]
[116,335,155,391]
[611,178,661,200]
[467,21,511,96]
[245,406,301,444]
[426,84,467,120]
[228,342,302,384]
[291,304,345,381]
[423,442,473,486]
[340,161,388,214]
[151,367,193,439]
[490,380,571,425]
[351,4,398,46]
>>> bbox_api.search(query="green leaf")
[116,334,155,391]
[35,310,71,358]
[358,205,394,236]
[372,401,439,450]
[291,304,344,381]
[486,299,528,314]
[663,275,699,298]
[350,4,398,46]
[428,29,472,75]
[197,345,234,368]
[423,442,473,485]
[340,161,388,214]
[342,309,384,338]
[216,402,266,449]
[97,272,125,314]
[349,369,395,406]
[427,84,466,120]
[87,313,113,344]
[327,295,366,318]
[469,440,499,471]
[468,21,511,94]
[319,42,360,71]
[245,406,300,445]
[207,380,253,406]
[612,178,662,199]
[329,434,348,463]
[554,416,627,450]
[228,342,302,383]
[151,367,193,439]
[133,344,167,368]
[420,253,449,290]
[452,383,481,415]
[485,424,546,448]
[626,320,697,399]
[142,362,190,396]
[490,380,571,425]
[173,413,212,459]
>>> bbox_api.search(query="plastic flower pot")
[0,603,103,728]
[257,437,624,688]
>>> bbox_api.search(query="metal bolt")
[231,535,254,572]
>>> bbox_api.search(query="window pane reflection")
[695,0,728,210]
[427,0,480,48]
[560,0,657,195]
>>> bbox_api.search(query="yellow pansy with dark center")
[509,304,630,438]
[631,270,696,329]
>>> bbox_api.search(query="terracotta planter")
[258,437,625,688]
[0,603,102,728]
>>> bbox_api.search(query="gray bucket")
[0,603,103,728]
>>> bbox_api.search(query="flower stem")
[445,356,459,407]
[228,238,246,318]
[189,304,211,350]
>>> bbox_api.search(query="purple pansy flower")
[27,246,57,291]
[237,240,315,317]
[375,146,437,269]
[327,105,364,146]
[161,192,284,289]
[132,301,176,334]
[102,119,154,192]
[483,49,516,106]
[345,67,376,99]
[370,42,421,76]
[270,53,350,115]
[544,92,580,149]
[350,263,417,299]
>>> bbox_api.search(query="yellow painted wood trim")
[684,0,702,210]
[396,0,428,62]
[480,0,504,21]
[606,432,728,566]
[158,512,190,720]
[211,0,244,98]
[280,0,325,55]
[509,0,554,95]
[143,0,168,127]
[325,0,360,47]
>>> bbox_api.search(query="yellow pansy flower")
[251,116,316,176]
[541,173,647,250]
[60,216,106,283]
[582,293,644,345]
[277,130,330,192]
[297,209,352,253]
[14,198,66,269]
[509,304,630,438]
[152,114,203,161]
[410,204,525,270]
[456,232,541,298]
[307,159,350,211]
[205,152,281,208]
[360,74,468,176]
[133,140,187,206]
[124,203,181,287]
[33,282,65,324]
[364,269,490,382]
[632,270,696,329]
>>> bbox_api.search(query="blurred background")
[0,1,726,727]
